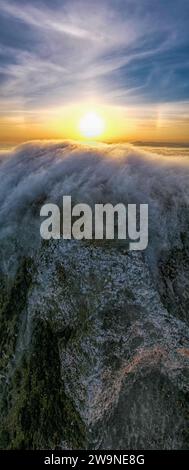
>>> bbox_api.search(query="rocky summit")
[0,142,189,449]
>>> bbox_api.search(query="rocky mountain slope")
[0,141,188,449]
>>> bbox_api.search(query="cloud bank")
[0,141,189,275]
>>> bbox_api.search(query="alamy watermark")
[40,196,148,250]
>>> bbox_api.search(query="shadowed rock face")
[0,142,189,449]
[0,240,188,449]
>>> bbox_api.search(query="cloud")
[0,0,189,114]
[0,140,189,274]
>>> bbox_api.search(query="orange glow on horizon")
[1,102,189,146]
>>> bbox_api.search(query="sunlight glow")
[79,112,105,139]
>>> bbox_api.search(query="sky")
[0,0,189,145]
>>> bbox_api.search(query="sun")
[79,112,105,139]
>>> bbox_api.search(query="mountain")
[0,141,189,449]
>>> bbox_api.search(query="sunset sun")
[79,112,105,139]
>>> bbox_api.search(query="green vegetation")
[0,259,86,450]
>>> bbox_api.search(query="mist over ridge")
[0,140,189,272]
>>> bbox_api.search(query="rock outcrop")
[0,142,188,449]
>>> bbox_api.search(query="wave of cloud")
[0,140,189,275]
